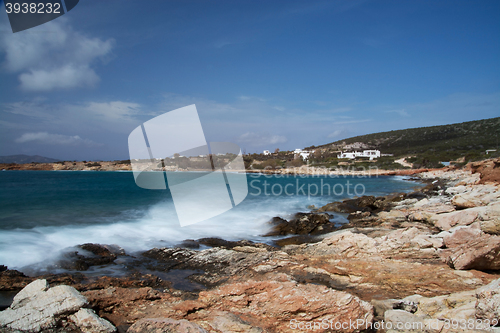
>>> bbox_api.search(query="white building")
[263,150,271,155]
[337,150,380,160]
[294,148,314,160]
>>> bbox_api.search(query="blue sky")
[0,0,499,160]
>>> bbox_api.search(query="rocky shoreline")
[0,158,499,332]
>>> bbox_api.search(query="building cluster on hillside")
[337,150,381,160]
[261,148,384,161]
[294,148,314,160]
[262,148,315,160]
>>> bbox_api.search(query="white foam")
[0,194,326,269]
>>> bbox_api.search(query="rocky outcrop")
[0,268,34,291]
[141,245,283,287]
[317,195,396,214]
[382,278,500,332]
[470,157,500,184]
[0,279,116,332]
[126,318,207,333]
[264,212,335,236]
[438,225,500,270]
[56,243,121,271]
[197,273,374,332]
[0,160,132,171]
[450,184,500,208]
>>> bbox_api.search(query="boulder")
[69,308,116,333]
[475,203,500,235]
[430,209,479,231]
[126,318,207,333]
[480,219,500,235]
[475,278,500,322]
[0,279,88,332]
[439,226,500,270]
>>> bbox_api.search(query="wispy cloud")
[15,132,102,146]
[0,19,114,91]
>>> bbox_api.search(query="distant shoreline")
[0,160,447,177]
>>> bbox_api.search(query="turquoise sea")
[0,171,421,269]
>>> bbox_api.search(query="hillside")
[0,155,60,164]
[305,117,500,168]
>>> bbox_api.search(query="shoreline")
[1,160,446,177]
[1,158,499,332]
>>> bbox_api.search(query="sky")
[0,0,499,161]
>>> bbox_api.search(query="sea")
[0,171,422,271]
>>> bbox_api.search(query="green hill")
[305,117,500,169]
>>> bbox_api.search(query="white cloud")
[19,65,99,91]
[236,132,287,147]
[15,132,101,146]
[0,19,114,91]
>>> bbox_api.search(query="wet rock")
[0,268,34,291]
[264,212,335,236]
[197,238,275,251]
[126,318,207,333]
[56,243,119,271]
[318,195,389,213]
[273,235,322,247]
[142,246,279,288]
[177,239,201,249]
